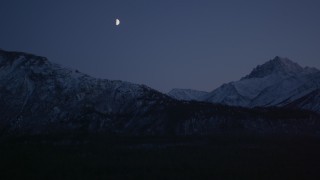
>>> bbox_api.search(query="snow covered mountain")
[0,50,319,138]
[167,88,208,101]
[0,49,174,135]
[204,56,320,109]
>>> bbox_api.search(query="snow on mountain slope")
[1,50,320,137]
[204,56,320,108]
[201,83,251,106]
[286,89,320,113]
[0,49,172,134]
[167,89,208,101]
[243,56,303,79]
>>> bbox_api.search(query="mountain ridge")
[242,56,304,79]
[202,56,320,110]
[165,56,320,114]
[1,49,320,138]
[167,88,208,101]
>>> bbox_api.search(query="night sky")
[1,0,320,92]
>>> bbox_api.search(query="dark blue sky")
[1,0,320,92]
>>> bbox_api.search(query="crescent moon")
[116,19,120,26]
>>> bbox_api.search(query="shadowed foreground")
[1,136,320,180]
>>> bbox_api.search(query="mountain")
[286,89,320,113]
[167,88,208,101]
[204,56,320,109]
[1,50,320,138]
[0,49,174,136]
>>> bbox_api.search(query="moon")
[116,19,120,26]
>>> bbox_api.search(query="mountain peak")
[0,49,48,67]
[0,49,45,59]
[243,56,303,79]
[272,56,298,66]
